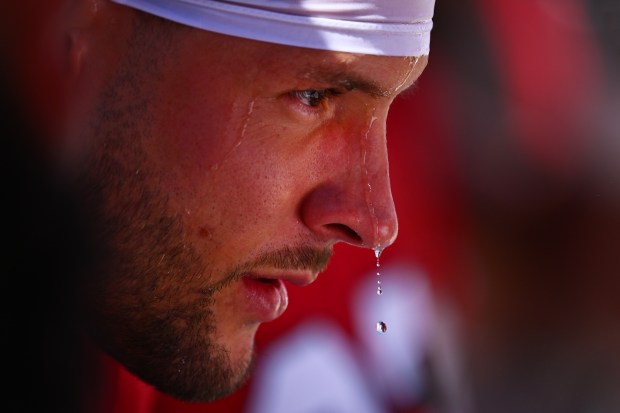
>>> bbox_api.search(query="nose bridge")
[359,110,398,249]
[301,105,399,251]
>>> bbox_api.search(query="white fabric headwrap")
[110,0,435,56]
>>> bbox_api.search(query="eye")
[292,89,329,107]
[284,88,343,120]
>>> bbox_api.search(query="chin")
[152,341,256,403]
[188,342,257,403]
[223,328,259,377]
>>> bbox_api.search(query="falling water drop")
[374,247,383,294]
[376,321,387,334]
[374,247,386,332]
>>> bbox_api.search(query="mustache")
[208,245,333,292]
[244,245,332,273]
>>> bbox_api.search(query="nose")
[299,116,398,250]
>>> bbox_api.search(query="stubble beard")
[76,102,255,402]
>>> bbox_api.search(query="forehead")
[174,29,427,96]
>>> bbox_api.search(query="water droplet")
[210,100,255,171]
[377,286,383,295]
[376,321,387,333]
[374,248,383,259]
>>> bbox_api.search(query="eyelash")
[289,88,342,111]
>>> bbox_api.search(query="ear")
[62,0,102,80]
[0,0,104,142]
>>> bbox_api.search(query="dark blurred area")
[1,3,101,412]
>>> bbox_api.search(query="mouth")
[240,269,318,322]
[240,276,289,322]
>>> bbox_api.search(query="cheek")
[172,124,304,241]
[154,99,256,176]
[147,93,265,216]
[200,121,318,233]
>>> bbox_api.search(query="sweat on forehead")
[110,0,436,56]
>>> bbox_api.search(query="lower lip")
[241,277,288,322]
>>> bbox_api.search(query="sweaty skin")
[69,4,428,403]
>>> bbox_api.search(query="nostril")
[325,223,362,244]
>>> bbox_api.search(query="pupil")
[305,90,321,106]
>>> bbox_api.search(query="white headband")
[110,0,435,56]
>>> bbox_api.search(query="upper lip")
[246,269,318,287]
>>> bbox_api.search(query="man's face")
[76,10,427,403]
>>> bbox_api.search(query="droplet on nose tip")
[376,321,387,333]
[374,247,383,259]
